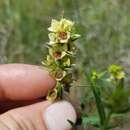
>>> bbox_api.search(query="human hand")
[0,64,76,130]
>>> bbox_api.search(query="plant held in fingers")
[42,18,80,101]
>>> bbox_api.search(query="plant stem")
[101,111,112,130]
[91,82,106,126]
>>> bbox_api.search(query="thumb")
[0,101,76,130]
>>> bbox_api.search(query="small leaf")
[82,116,100,126]
[71,33,81,41]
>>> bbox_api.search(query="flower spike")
[43,18,80,101]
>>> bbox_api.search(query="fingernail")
[43,101,77,130]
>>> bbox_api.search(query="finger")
[0,101,76,130]
[0,64,56,101]
[0,99,44,114]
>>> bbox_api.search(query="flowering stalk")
[42,18,80,101]
[86,64,129,130]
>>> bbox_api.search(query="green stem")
[57,83,63,99]
[101,111,112,130]
[91,82,106,126]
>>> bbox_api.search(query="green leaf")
[82,116,100,126]
[91,82,106,125]
[86,72,106,125]
[71,33,81,41]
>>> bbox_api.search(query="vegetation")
[1,0,130,129]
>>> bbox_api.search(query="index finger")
[0,64,56,101]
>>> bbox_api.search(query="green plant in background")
[82,64,130,130]
[42,18,80,101]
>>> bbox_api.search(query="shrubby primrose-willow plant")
[84,64,130,130]
[42,18,80,101]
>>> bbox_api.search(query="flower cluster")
[88,65,129,130]
[108,64,125,80]
[91,65,129,112]
[43,18,80,101]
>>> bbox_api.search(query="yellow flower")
[116,71,125,79]
[51,69,66,81]
[62,57,71,67]
[48,18,74,33]
[59,18,74,32]
[47,88,58,101]
[108,64,125,80]
[49,48,66,60]
[46,55,54,65]
[92,71,100,80]
[58,32,70,43]
[48,32,70,44]
[48,33,58,44]
[48,19,61,32]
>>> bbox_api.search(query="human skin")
[0,64,76,130]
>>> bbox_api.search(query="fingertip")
[43,101,77,130]
[0,64,56,100]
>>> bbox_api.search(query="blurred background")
[0,0,130,129]
[0,0,130,68]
